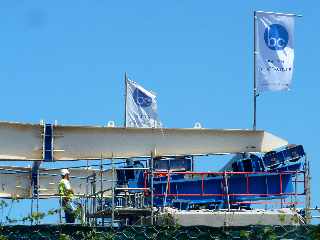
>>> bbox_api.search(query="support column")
[111,156,115,226]
[224,171,230,211]
[305,155,311,224]
[150,152,154,225]
[100,155,104,226]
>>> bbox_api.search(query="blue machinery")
[86,144,310,225]
[150,146,306,208]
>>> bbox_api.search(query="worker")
[58,168,76,223]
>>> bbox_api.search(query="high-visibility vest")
[58,179,74,202]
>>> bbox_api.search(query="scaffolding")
[81,154,310,227]
[84,156,154,227]
[0,152,312,226]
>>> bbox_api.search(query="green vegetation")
[0,201,316,239]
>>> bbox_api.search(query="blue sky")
[0,1,318,222]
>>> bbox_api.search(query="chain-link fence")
[0,224,319,240]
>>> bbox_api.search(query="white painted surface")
[0,122,288,160]
[160,208,302,226]
[0,122,42,160]
[55,126,288,159]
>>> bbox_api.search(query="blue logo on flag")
[264,24,289,50]
[133,88,152,107]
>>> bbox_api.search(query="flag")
[126,79,161,128]
[255,11,295,92]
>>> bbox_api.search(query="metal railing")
[144,170,306,209]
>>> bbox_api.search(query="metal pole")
[150,153,154,225]
[253,11,302,130]
[30,197,34,225]
[85,159,89,225]
[224,171,230,211]
[305,155,311,224]
[253,11,257,130]
[93,173,97,226]
[280,173,283,208]
[100,155,104,226]
[124,72,128,127]
[191,156,194,171]
[36,168,40,225]
[294,170,298,209]
[111,156,115,226]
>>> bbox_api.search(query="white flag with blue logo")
[255,11,295,92]
[126,79,161,128]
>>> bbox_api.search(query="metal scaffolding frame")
[0,153,312,226]
[84,155,154,227]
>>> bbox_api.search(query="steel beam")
[0,121,288,161]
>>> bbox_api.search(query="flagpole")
[124,72,128,127]
[253,11,257,130]
[253,11,301,130]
